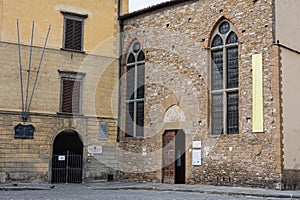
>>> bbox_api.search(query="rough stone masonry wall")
[120,0,283,188]
[0,42,120,183]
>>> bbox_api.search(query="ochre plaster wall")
[0,0,128,182]
[0,0,125,57]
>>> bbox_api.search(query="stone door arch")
[51,129,83,183]
[163,105,186,123]
[162,105,186,184]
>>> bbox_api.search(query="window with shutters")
[210,20,239,135]
[61,12,88,51]
[58,70,85,114]
[125,42,145,137]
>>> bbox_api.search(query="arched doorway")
[162,105,187,184]
[51,130,83,183]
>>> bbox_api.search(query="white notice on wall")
[58,155,65,161]
[88,145,103,154]
[192,150,201,166]
[192,141,202,148]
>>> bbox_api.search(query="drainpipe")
[272,0,283,189]
[272,0,276,44]
[117,0,124,142]
[117,0,121,17]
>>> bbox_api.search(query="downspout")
[272,0,284,189]
[117,0,123,142]
[272,0,277,44]
[117,0,121,17]
[0,0,3,41]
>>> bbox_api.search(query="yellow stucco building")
[0,0,128,183]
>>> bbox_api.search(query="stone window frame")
[210,19,239,135]
[125,41,145,138]
[61,11,88,52]
[58,70,86,115]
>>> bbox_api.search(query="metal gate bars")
[52,150,83,183]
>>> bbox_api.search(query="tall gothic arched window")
[210,20,239,135]
[125,41,145,137]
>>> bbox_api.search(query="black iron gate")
[52,150,83,183]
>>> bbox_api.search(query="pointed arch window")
[125,42,145,137]
[210,20,239,135]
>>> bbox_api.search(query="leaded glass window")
[211,20,239,135]
[219,21,230,35]
[212,93,224,134]
[226,32,238,44]
[125,42,145,137]
[211,51,223,90]
[127,53,135,64]
[227,48,239,89]
[212,35,223,47]
[227,92,239,134]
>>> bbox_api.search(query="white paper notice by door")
[58,155,65,161]
[192,141,201,148]
[88,145,103,154]
[192,150,201,166]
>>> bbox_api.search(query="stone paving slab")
[86,182,300,199]
[2,181,300,199]
[0,183,52,191]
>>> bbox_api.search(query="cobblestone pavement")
[0,188,280,200]
[1,182,300,200]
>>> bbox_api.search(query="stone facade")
[119,0,285,189]
[0,41,120,182]
[2,0,300,189]
[0,0,128,183]
[0,111,119,182]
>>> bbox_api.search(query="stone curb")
[1,184,300,199]
[0,184,52,191]
[0,187,51,191]
[90,186,300,199]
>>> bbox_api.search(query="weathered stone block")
[0,172,6,183]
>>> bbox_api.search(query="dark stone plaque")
[14,124,35,139]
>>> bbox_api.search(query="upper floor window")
[125,42,145,137]
[58,70,85,114]
[210,20,239,135]
[61,11,88,52]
